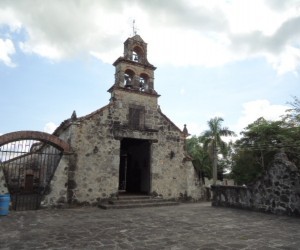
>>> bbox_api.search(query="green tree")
[282,96,300,166]
[186,136,211,180]
[231,114,300,184]
[237,117,283,169]
[284,96,300,126]
[231,118,284,185]
[201,117,235,185]
[230,149,262,185]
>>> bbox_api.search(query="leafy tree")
[201,117,236,185]
[237,118,283,169]
[281,96,300,165]
[231,118,285,184]
[186,136,211,180]
[284,96,300,126]
[230,150,262,185]
[231,112,300,184]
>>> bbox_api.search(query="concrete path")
[0,202,299,250]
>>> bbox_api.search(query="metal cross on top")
[132,19,138,36]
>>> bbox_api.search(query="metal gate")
[0,139,63,210]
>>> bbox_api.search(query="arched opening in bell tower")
[132,46,144,63]
[139,73,149,92]
[124,69,135,88]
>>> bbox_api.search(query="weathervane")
[132,19,138,36]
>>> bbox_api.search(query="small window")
[129,106,145,130]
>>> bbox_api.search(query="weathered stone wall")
[112,88,158,128]
[0,106,203,208]
[186,161,205,199]
[67,107,120,204]
[51,88,203,205]
[0,167,8,194]
[42,155,69,207]
[113,89,203,200]
[151,131,186,198]
[212,152,300,216]
[150,125,204,200]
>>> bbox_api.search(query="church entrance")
[119,138,151,194]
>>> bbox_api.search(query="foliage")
[187,117,235,184]
[237,118,283,168]
[231,110,300,184]
[230,150,263,185]
[231,118,285,184]
[186,136,211,179]
[283,96,300,126]
[202,117,235,184]
[202,117,235,155]
[188,97,300,186]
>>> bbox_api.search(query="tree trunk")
[212,143,218,185]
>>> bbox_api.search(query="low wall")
[212,152,300,217]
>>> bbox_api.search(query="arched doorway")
[0,131,71,210]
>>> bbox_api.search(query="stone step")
[117,195,151,200]
[99,193,180,210]
[99,201,180,210]
[109,198,165,205]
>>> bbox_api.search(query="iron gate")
[0,139,63,210]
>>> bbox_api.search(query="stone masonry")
[0,35,203,208]
[41,34,204,206]
[212,152,300,216]
[0,168,8,194]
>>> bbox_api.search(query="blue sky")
[0,0,299,137]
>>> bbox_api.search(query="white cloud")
[266,46,300,75]
[234,100,288,134]
[265,0,300,12]
[148,28,235,67]
[19,41,63,60]
[224,0,299,36]
[0,7,22,32]
[1,0,300,73]
[44,122,57,134]
[0,38,16,67]
[0,0,128,63]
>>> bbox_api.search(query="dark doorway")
[119,138,151,194]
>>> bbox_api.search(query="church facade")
[43,35,203,206]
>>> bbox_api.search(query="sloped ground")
[0,202,299,249]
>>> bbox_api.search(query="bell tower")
[108,34,157,96]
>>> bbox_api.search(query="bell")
[134,55,138,61]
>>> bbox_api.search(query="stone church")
[41,34,203,206]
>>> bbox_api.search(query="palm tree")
[202,117,235,185]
